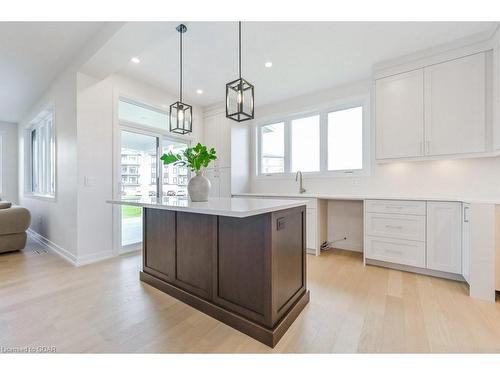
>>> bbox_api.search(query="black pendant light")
[226,21,254,122]
[170,24,193,134]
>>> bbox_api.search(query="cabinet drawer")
[365,213,425,241]
[365,200,426,215]
[365,236,426,268]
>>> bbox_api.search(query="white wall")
[327,200,364,252]
[75,72,204,264]
[0,121,18,203]
[18,67,79,261]
[76,73,114,264]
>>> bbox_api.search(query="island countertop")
[107,196,308,218]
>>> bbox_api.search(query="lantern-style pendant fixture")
[170,24,193,134]
[226,21,254,122]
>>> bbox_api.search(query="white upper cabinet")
[375,51,490,161]
[424,52,486,156]
[203,110,233,198]
[426,201,462,274]
[375,69,424,159]
[203,112,231,168]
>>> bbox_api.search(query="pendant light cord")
[239,21,242,79]
[179,27,183,102]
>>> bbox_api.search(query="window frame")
[256,97,370,178]
[25,105,56,199]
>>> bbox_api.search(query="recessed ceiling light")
[130,57,141,64]
[161,104,168,108]
[196,89,203,94]
[265,61,273,68]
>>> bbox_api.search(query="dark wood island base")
[140,272,310,347]
[140,205,309,348]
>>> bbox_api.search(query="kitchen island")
[108,197,310,347]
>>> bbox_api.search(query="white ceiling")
[117,22,498,109]
[0,22,106,123]
[1,22,498,124]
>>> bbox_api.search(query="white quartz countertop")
[233,192,500,204]
[107,197,308,218]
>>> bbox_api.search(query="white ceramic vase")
[188,171,211,202]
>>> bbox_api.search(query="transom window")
[257,103,366,176]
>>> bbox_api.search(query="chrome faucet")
[295,171,306,194]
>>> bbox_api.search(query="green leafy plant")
[160,143,217,173]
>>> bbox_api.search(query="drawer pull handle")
[386,205,404,210]
[385,225,403,230]
[384,249,403,255]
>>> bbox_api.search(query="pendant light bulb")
[178,108,184,121]
[237,90,243,104]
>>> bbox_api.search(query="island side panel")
[214,213,273,327]
[271,206,307,324]
[174,212,217,300]
[143,208,176,282]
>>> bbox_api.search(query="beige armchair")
[0,202,31,253]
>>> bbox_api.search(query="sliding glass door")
[116,98,190,253]
[118,130,190,252]
[120,130,158,248]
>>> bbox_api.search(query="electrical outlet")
[352,178,360,185]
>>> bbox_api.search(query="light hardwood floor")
[1,237,500,353]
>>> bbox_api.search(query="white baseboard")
[27,229,77,265]
[76,250,114,266]
[28,229,115,267]
[331,240,363,253]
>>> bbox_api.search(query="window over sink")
[257,99,368,177]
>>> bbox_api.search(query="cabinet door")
[218,167,231,198]
[462,203,471,283]
[217,117,232,168]
[174,212,217,300]
[203,115,218,153]
[427,202,462,274]
[205,168,220,198]
[306,208,317,253]
[376,69,424,159]
[143,208,175,281]
[203,112,232,168]
[424,53,486,156]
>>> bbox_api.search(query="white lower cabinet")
[306,208,317,251]
[365,199,466,280]
[462,203,471,284]
[365,212,426,241]
[426,201,462,274]
[365,237,426,268]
